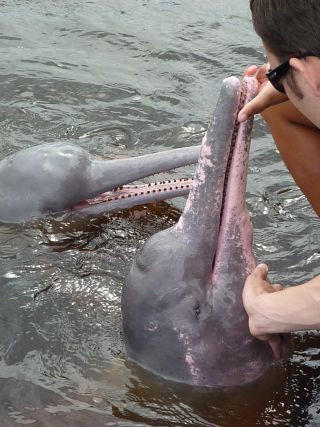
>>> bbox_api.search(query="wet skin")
[122,77,289,387]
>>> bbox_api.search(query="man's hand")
[238,64,288,122]
[244,64,270,92]
[243,264,287,359]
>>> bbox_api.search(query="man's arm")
[240,64,320,215]
[241,65,320,346]
[243,264,320,337]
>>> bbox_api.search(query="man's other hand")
[242,264,287,359]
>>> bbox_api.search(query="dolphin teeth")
[76,177,194,211]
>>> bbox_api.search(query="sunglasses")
[266,51,318,94]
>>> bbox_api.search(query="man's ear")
[290,57,320,97]
[289,58,305,73]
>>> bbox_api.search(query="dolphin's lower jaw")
[123,77,287,387]
[73,178,193,215]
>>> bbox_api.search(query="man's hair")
[250,0,319,60]
[250,0,320,96]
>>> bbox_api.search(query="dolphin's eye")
[193,303,201,319]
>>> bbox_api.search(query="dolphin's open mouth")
[73,177,194,215]
[220,79,249,221]
[212,78,255,266]
[211,77,257,288]
[208,80,249,272]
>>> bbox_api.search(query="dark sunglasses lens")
[271,80,286,94]
[266,68,287,94]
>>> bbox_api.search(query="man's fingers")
[256,63,269,81]
[270,283,284,292]
[238,95,266,122]
[256,333,284,360]
[243,63,268,85]
[238,78,288,123]
[267,335,284,360]
[251,264,269,280]
[243,65,257,77]
[242,263,270,301]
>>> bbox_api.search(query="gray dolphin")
[0,141,200,223]
[122,77,289,387]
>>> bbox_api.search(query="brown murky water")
[0,0,319,425]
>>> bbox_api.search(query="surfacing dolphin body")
[0,143,200,223]
[122,77,289,387]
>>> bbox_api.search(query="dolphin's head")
[122,77,289,387]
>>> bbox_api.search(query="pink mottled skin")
[178,331,201,379]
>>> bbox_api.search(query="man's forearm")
[248,275,320,336]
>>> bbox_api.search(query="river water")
[0,0,319,426]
